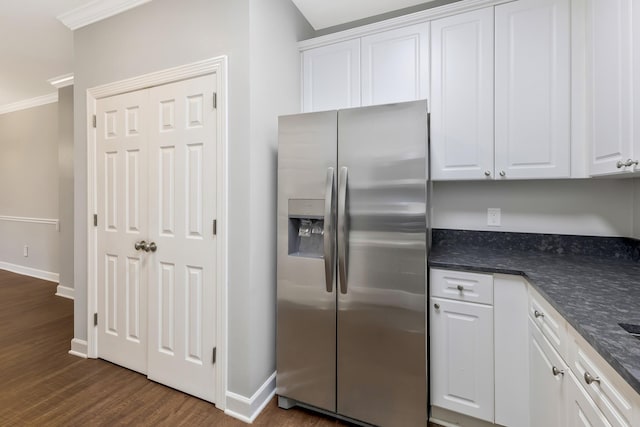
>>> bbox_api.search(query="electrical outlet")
[23,245,29,257]
[487,208,501,227]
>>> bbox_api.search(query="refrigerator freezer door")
[276,111,337,412]
[337,101,428,426]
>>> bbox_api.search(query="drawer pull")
[456,285,464,292]
[434,303,440,310]
[584,371,601,385]
[534,310,545,319]
[552,366,564,377]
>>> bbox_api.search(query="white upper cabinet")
[495,0,571,180]
[587,0,635,176]
[361,23,429,106]
[302,39,361,112]
[430,8,494,181]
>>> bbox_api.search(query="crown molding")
[48,73,74,89]
[0,93,58,116]
[57,0,152,31]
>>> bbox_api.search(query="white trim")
[69,338,88,358]
[298,0,513,50]
[86,56,229,411]
[0,215,60,231]
[225,372,277,424]
[55,285,75,300]
[0,262,59,283]
[57,0,151,31]
[0,93,58,116]
[48,73,75,89]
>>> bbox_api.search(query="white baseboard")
[0,261,59,283]
[69,338,88,359]
[55,284,74,300]
[225,372,276,424]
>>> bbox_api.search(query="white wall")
[58,86,74,291]
[433,179,636,237]
[0,103,59,276]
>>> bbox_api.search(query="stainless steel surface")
[584,371,601,385]
[336,101,428,427]
[552,366,564,376]
[337,167,349,295]
[324,168,335,293]
[499,170,506,177]
[534,310,545,319]
[134,241,146,251]
[484,170,491,176]
[276,111,337,412]
[617,160,626,168]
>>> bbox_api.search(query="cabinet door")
[361,23,429,106]
[430,297,494,423]
[587,0,634,176]
[431,8,494,181]
[566,371,616,427]
[495,0,571,179]
[529,318,566,427]
[302,40,360,112]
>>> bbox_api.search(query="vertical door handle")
[323,167,335,293]
[338,167,349,294]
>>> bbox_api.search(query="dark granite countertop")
[429,229,640,396]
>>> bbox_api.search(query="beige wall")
[0,102,59,274]
[433,179,636,237]
[58,86,74,290]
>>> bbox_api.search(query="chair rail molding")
[0,215,60,231]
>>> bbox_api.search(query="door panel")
[276,111,338,412]
[147,75,218,403]
[97,89,149,374]
[337,101,427,427]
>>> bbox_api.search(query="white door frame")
[85,56,228,410]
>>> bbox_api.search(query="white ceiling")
[1,0,438,107]
[291,0,437,30]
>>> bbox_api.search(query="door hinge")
[212,92,217,109]
[93,214,98,227]
[94,313,98,326]
[213,219,217,236]
[92,115,97,128]
[212,347,217,364]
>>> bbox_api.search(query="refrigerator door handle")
[323,167,335,293]
[338,166,349,294]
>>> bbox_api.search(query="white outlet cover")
[487,208,501,227]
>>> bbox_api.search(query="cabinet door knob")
[625,159,639,167]
[552,366,564,377]
[584,371,600,385]
[534,310,545,319]
[484,170,491,177]
[617,160,626,169]
[457,284,464,292]
[499,171,506,177]
[434,303,440,310]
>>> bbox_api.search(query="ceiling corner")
[48,73,75,89]
[57,0,152,31]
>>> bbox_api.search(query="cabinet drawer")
[430,269,493,305]
[568,325,637,427]
[529,286,568,359]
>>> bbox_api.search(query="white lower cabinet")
[566,370,614,427]
[430,296,494,422]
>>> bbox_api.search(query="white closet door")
[147,74,218,403]
[96,89,150,375]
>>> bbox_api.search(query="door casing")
[85,56,228,409]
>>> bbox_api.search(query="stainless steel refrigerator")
[276,100,428,427]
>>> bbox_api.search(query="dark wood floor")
[0,269,353,426]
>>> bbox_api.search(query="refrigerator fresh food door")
[276,111,338,412]
[337,101,428,427]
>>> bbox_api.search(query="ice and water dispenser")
[287,199,325,259]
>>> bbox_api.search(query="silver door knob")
[457,285,464,292]
[134,241,147,251]
[499,171,506,177]
[617,160,626,169]
[625,159,639,167]
[144,242,158,253]
[584,371,600,385]
[534,310,545,319]
[552,366,564,376]
[434,303,440,310]
[484,170,491,177]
